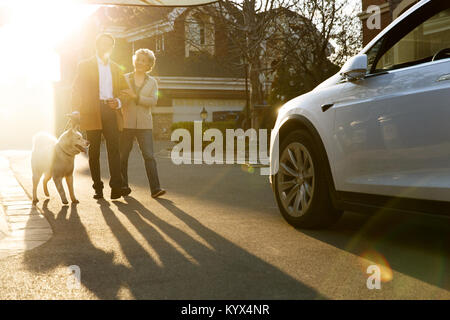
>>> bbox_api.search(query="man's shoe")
[111,189,122,200]
[93,190,103,199]
[151,189,166,199]
[121,187,132,197]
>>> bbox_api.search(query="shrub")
[171,120,237,136]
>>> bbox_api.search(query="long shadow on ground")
[105,196,323,299]
[22,199,322,299]
[23,200,127,299]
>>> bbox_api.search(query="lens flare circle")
[359,249,394,283]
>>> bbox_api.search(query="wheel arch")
[277,115,340,206]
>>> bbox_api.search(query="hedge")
[171,120,237,135]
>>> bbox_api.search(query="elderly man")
[71,33,128,200]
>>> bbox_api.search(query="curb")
[0,156,53,260]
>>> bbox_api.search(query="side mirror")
[340,54,368,81]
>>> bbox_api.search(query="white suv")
[269,0,450,228]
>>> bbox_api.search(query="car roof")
[361,0,430,54]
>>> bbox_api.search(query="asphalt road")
[0,143,448,299]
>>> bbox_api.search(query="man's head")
[96,33,115,61]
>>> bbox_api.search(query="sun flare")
[0,0,98,82]
[0,0,99,149]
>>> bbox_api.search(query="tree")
[261,0,362,127]
[278,0,361,76]
[202,0,361,129]
[201,0,297,129]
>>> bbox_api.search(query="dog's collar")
[56,144,75,157]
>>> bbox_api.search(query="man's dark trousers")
[86,102,123,193]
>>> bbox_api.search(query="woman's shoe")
[151,189,166,199]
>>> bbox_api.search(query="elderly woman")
[120,48,165,198]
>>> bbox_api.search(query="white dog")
[31,123,89,205]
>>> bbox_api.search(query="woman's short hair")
[133,48,156,71]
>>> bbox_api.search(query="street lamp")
[200,107,208,122]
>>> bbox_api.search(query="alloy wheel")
[277,142,315,217]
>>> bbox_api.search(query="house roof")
[87,4,333,79]
[94,6,174,29]
[85,0,217,6]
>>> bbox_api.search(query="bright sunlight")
[0,0,98,148]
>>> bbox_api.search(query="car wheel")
[274,129,342,229]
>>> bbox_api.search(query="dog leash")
[63,119,72,131]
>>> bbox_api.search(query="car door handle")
[321,103,334,112]
[436,74,450,82]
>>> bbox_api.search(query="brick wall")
[360,0,417,46]
[360,0,391,46]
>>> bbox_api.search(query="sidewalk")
[0,155,52,259]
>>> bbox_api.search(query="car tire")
[274,129,342,229]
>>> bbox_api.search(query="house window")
[185,11,215,57]
[189,19,205,47]
[199,23,205,45]
[156,34,164,52]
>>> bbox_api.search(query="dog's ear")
[66,114,80,128]
[65,118,80,132]
[65,113,75,122]
[72,123,81,131]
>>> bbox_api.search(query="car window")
[365,2,450,74]
[366,39,382,73]
[376,8,450,71]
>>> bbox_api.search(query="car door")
[333,2,450,202]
